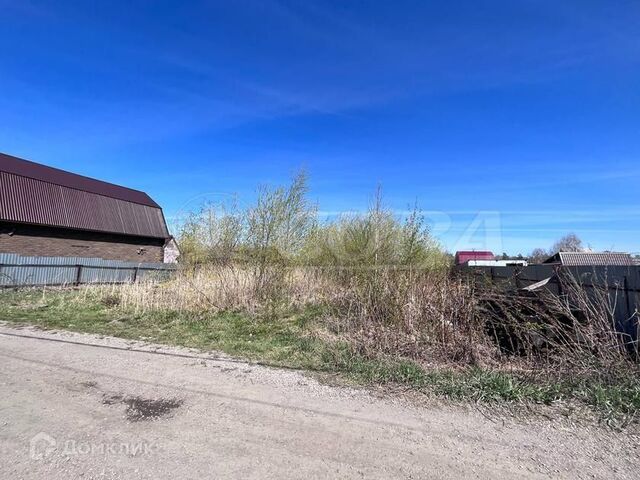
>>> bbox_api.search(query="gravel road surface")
[0,323,636,479]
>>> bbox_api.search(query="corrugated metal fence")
[0,253,176,287]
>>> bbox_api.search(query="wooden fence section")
[0,253,175,287]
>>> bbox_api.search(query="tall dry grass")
[321,268,487,364]
[91,265,333,315]
[87,262,636,379]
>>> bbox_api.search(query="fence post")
[75,264,83,286]
[132,266,139,283]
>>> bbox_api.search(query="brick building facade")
[0,223,165,262]
[0,153,176,263]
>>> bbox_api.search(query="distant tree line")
[496,234,587,264]
[528,233,586,264]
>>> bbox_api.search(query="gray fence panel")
[81,266,135,284]
[457,264,640,342]
[0,253,175,287]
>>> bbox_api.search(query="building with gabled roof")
[543,251,634,267]
[0,152,176,262]
[454,250,495,266]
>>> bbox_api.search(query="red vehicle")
[454,250,495,265]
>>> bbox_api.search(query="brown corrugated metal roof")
[0,153,169,239]
[0,152,158,207]
[544,252,635,266]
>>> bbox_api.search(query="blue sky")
[1,1,639,255]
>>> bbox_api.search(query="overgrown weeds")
[479,271,638,376]
[1,172,639,427]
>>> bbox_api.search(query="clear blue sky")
[1,1,639,255]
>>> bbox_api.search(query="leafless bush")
[320,268,489,364]
[478,272,636,375]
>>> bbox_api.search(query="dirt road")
[0,323,636,479]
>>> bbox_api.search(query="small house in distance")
[454,250,528,267]
[0,152,177,263]
[543,251,635,267]
[455,250,495,265]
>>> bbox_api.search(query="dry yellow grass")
[68,264,635,375]
[84,266,333,314]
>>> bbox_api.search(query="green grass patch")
[1,287,639,427]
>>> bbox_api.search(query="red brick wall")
[0,222,164,262]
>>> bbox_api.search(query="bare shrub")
[177,197,244,265]
[478,271,636,376]
[246,171,316,294]
[321,268,494,365]
[176,171,317,300]
[303,190,449,270]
